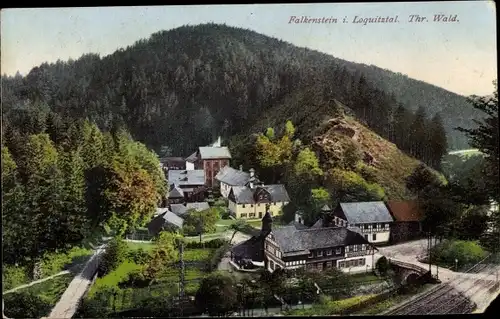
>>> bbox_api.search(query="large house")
[227,181,290,219]
[215,165,252,198]
[264,224,377,273]
[230,207,377,274]
[385,200,424,243]
[322,202,394,245]
[168,170,207,203]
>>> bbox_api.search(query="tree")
[409,106,428,160]
[294,147,323,178]
[144,232,178,280]
[457,80,499,203]
[183,208,220,236]
[98,237,127,276]
[427,113,448,170]
[228,219,250,244]
[406,163,444,195]
[195,272,238,316]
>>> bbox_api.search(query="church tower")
[261,204,273,270]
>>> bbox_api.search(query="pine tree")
[427,113,448,169]
[409,106,428,160]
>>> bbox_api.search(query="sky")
[1,1,497,96]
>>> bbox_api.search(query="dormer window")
[317,251,323,257]
[308,252,314,258]
[326,250,332,256]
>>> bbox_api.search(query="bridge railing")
[389,259,428,274]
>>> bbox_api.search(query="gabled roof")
[271,226,370,254]
[322,204,332,211]
[385,200,424,222]
[170,202,210,217]
[231,236,266,262]
[168,170,205,186]
[311,219,324,229]
[198,146,232,160]
[339,201,394,224]
[148,209,184,235]
[168,184,184,199]
[287,221,309,230]
[229,184,290,204]
[215,166,251,186]
[185,152,198,163]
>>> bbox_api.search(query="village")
[130,136,499,316]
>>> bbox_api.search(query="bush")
[206,242,231,272]
[119,269,150,289]
[127,248,150,265]
[98,238,128,277]
[39,246,94,277]
[376,256,390,276]
[431,239,488,268]
[2,265,29,292]
[185,238,228,249]
[4,290,52,318]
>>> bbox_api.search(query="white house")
[326,202,394,245]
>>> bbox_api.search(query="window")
[249,213,256,218]
[251,204,254,207]
[257,204,260,207]
[241,213,247,218]
[317,251,323,257]
[242,204,246,208]
[339,261,345,268]
[345,246,350,252]
[353,245,358,252]
[364,234,368,240]
[317,263,323,271]
[385,223,390,229]
[373,233,377,241]
[360,258,366,266]
[336,248,341,254]
[361,244,366,250]
[364,224,369,229]
[308,252,314,258]
[327,250,332,256]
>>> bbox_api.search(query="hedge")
[185,238,228,249]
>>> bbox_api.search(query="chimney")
[239,165,243,171]
[295,211,304,224]
[249,168,255,178]
[217,136,222,147]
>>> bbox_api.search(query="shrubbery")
[375,256,390,276]
[126,248,150,265]
[185,238,228,249]
[98,238,128,277]
[3,290,52,318]
[431,239,488,269]
[2,265,29,292]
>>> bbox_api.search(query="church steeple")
[261,204,273,233]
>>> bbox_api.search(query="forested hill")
[2,23,477,160]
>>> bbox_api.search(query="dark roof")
[185,152,198,163]
[168,170,205,186]
[230,185,290,204]
[148,209,184,235]
[287,221,309,230]
[170,202,210,216]
[160,157,185,163]
[339,202,394,224]
[311,219,324,228]
[231,236,266,262]
[168,184,184,199]
[271,226,370,254]
[198,146,232,159]
[215,166,251,186]
[385,201,424,222]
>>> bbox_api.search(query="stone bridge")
[389,258,433,286]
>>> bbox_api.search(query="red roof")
[386,200,424,222]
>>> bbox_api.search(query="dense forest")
[2,23,473,167]
[2,117,166,273]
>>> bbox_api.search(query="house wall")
[337,255,374,274]
[203,159,230,187]
[349,222,391,244]
[228,200,287,219]
[220,182,231,198]
[186,161,194,171]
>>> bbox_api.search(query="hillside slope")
[2,23,477,160]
